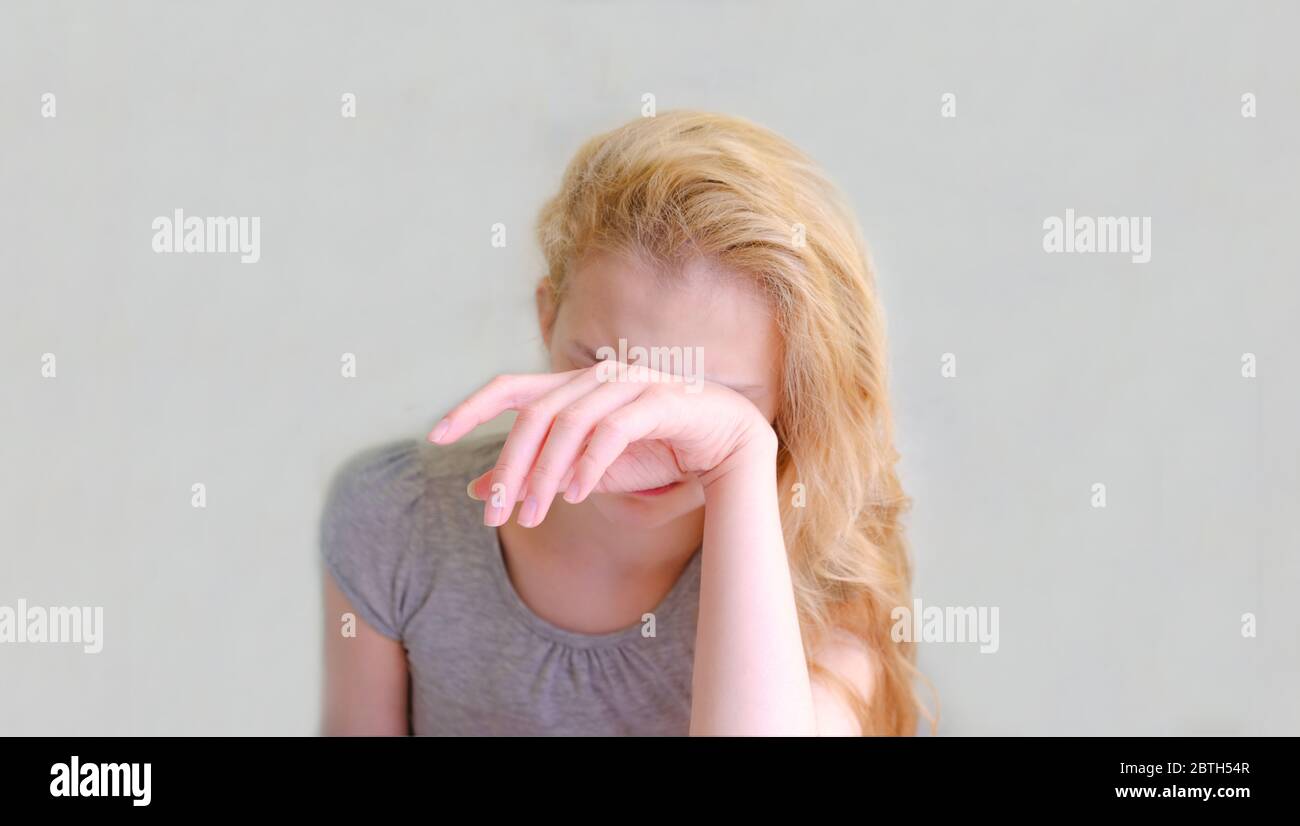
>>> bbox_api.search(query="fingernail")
[429,419,450,443]
[563,480,582,503]
[518,496,539,528]
[466,480,482,501]
[485,502,503,527]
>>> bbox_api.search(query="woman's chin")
[590,484,703,529]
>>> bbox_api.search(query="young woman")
[321,111,928,736]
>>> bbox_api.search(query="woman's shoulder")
[323,431,504,521]
[318,431,505,638]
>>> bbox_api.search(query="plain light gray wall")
[1,0,1296,735]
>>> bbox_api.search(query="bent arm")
[690,429,874,736]
[689,430,819,735]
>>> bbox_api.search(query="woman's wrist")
[699,421,779,495]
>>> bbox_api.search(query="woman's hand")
[427,362,775,527]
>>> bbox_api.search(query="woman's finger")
[467,469,525,503]
[518,377,650,527]
[567,389,679,503]
[427,371,577,445]
[482,365,609,527]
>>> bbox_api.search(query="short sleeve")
[319,439,427,641]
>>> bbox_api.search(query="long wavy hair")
[535,111,934,735]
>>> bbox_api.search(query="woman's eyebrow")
[570,341,761,395]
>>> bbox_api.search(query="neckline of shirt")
[487,526,702,650]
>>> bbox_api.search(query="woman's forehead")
[558,254,781,388]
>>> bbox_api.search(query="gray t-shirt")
[319,434,702,735]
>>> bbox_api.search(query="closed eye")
[567,342,762,398]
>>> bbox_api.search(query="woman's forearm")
[689,431,817,735]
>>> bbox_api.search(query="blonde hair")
[536,111,934,735]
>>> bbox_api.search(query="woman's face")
[539,251,783,530]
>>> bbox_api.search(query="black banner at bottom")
[1,736,1283,813]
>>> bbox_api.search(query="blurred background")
[1,0,1296,735]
